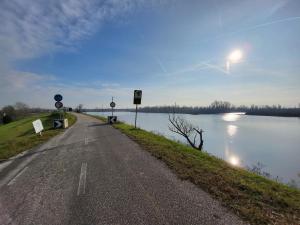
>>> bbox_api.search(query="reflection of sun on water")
[222,113,240,122]
[222,112,245,122]
[223,113,244,167]
[225,146,241,167]
[227,125,237,137]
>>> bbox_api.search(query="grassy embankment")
[0,112,76,160]
[92,115,300,225]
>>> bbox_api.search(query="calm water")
[88,111,300,184]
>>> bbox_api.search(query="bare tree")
[75,104,83,113]
[14,102,29,117]
[168,114,204,150]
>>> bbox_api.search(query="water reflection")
[225,146,241,167]
[222,112,245,122]
[227,125,237,137]
[225,123,240,166]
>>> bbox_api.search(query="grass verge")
[91,115,300,225]
[0,112,76,160]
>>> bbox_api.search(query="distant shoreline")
[84,109,300,118]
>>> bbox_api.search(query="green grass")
[91,115,300,225]
[0,112,76,160]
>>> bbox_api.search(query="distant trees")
[74,100,300,117]
[122,100,300,117]
[14,102,30,118]
[168,114,204,151]
[1,105,16,124]
[75,104,83,113]
[210,100,232,112]
[0,102,50,124]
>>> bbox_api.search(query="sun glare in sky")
[226,49,243,73]
[226,49,243,72]
[228,49,243,63]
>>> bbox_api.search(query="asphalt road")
[0,113,246,225]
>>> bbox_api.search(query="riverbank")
[0,112,76,160]
[84,109,300,118]
[92,115,300,225]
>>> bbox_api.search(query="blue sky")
[0,0,299,108]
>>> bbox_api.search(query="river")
[87,111,300,185]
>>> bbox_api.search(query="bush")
[2,115,13,124]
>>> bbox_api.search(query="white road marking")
[84,137,89,145]
[7,166,28,186]
[77,162,87,195]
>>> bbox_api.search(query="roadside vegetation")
[0,112,76,160]
[0,102,52,124]
[92,115,300,225]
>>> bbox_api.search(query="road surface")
[0,113,246,225]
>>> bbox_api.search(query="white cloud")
[0,0,169,107]
[0,0,159,59]
[0,70,55,89]
[0,0,173,60]
[0,68,132,108]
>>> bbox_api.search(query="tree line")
[135,101,300,117]
[84,100,300,117]
[0,102,51,124]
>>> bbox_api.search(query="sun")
[228,49,243,63]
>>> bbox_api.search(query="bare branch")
[168,113,204,151]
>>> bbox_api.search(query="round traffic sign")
[110,102,116,108]
[54,94,63,102]
[55,101,63,109]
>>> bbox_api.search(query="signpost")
[110,97,116,116]
[107,97,117,124]
[53,119,68,129]
[133,90,142,128]
[32,119,44,136]
[53,119,63,129]
[53,94,68,128]
[55,101,63,109]
[54,94,63,102]
[54,94,64,120]
[108,116,117,124]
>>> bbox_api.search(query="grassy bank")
[0,112,76,160]
[92,115,300,225]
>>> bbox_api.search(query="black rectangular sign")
[133,90,142,104]
[107,116,117,124]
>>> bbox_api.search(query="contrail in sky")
[236,16,300,33]
[211,16,300,40]
[201,62,228,74]
[155,57,168,74]
[162,16,300,77]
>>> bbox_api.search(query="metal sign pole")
[111,97,114,117]
[133,90,142,129]
[135,104,138,128]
